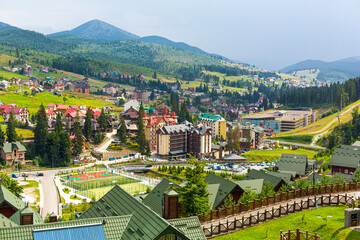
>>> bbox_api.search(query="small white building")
[124,99,140,112]
[0,80,10,89]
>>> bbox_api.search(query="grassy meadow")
[243,148,318,162]
[214,206,359,240]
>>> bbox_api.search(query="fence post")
[345,193,348,203]
[315,232,318,240]
[280,230,283,240]
[321,195,324,206]
[234,217,237,229]
[267,195,270,205]
[242,215,245,227]
[226,219,229,232]
[300,199,303,211]
[306,230,309,240]
[300,187,302,197]
[286,202,289,214]
[293,188,296,199]
[349,182,352,191]
[246,200,249,211]
[218,222,221,234]
[279,204,282,216]
[288,229,291,239]
[280,192,283,201]
[272,207,274,218]
[296,228,300,240]
[257,211,260,223]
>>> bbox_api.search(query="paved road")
[39,170,58,218]
[96,129,117,153]
[265,139,325,150]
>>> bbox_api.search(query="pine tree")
[0,128,5,146]
[65,121,70,133]
[118,116,127,144]
[84,108,92,141]
[98,109,107,132]
[145,141,151,157]
[59,131,71,166]
[47,132,60,168]
[6,112,18,143]
[174,156,209,215]
[34,104,48,157]
[137,103,146,154]
[54,112,63,134]
[72,117,83,157]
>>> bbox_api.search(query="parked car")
[22,173,29,178]
[145,164,153,168]
[36,172,44,177]
[109,157,116,161]
[11,173,18,178]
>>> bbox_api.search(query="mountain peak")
[49,19,139,41]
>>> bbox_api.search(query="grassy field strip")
[213,206,359,240]
[242,148,317,161]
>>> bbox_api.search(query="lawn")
[0,124,34,139]
[243,148,318,162]
[0,91,112,114]
[214,206,360,240]
[269,134,315,145]
[20,180,39,188]
[0,69,30,80]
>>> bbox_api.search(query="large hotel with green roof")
[197,113,226,140]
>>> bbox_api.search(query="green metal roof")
[79,185,189,240]
[329,147,360,169]
[0,213,18,229]
[198,113,223,122]
[168,217,206,240]
[267,171,293,181]
[243,170,285,190]
[142,179,178,216]
[9,207,43,226]
[0,215,131,240]
[205,174,240,209]
[207,184,220,209]
[234,179,264,194]
[0,185,26,211]
[1,142,26,153]
[276,154,308,176]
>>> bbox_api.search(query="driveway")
[96,129,117,153]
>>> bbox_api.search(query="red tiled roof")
[93,111,101,116]
[57,104,69,110]
[64,109,76,115]
[45,109,54,116]
[3,106,27,114]
[47,103,56,107]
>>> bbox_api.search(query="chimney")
[163,184,179,219]
[20,206,34,225]
[49,212,57,223]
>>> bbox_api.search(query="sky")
[1,0,360,70]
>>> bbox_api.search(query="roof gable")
[79,185,189,240]
[0,185,26,211]
[234,179,264,194]
[205,174,239,209]
[243,170,284,189]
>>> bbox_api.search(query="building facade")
[197,113,226,140]
[156,122,212,159]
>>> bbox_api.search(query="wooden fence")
[203,194,352,237]
[197,181,360,223]
[280,229,321,240]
